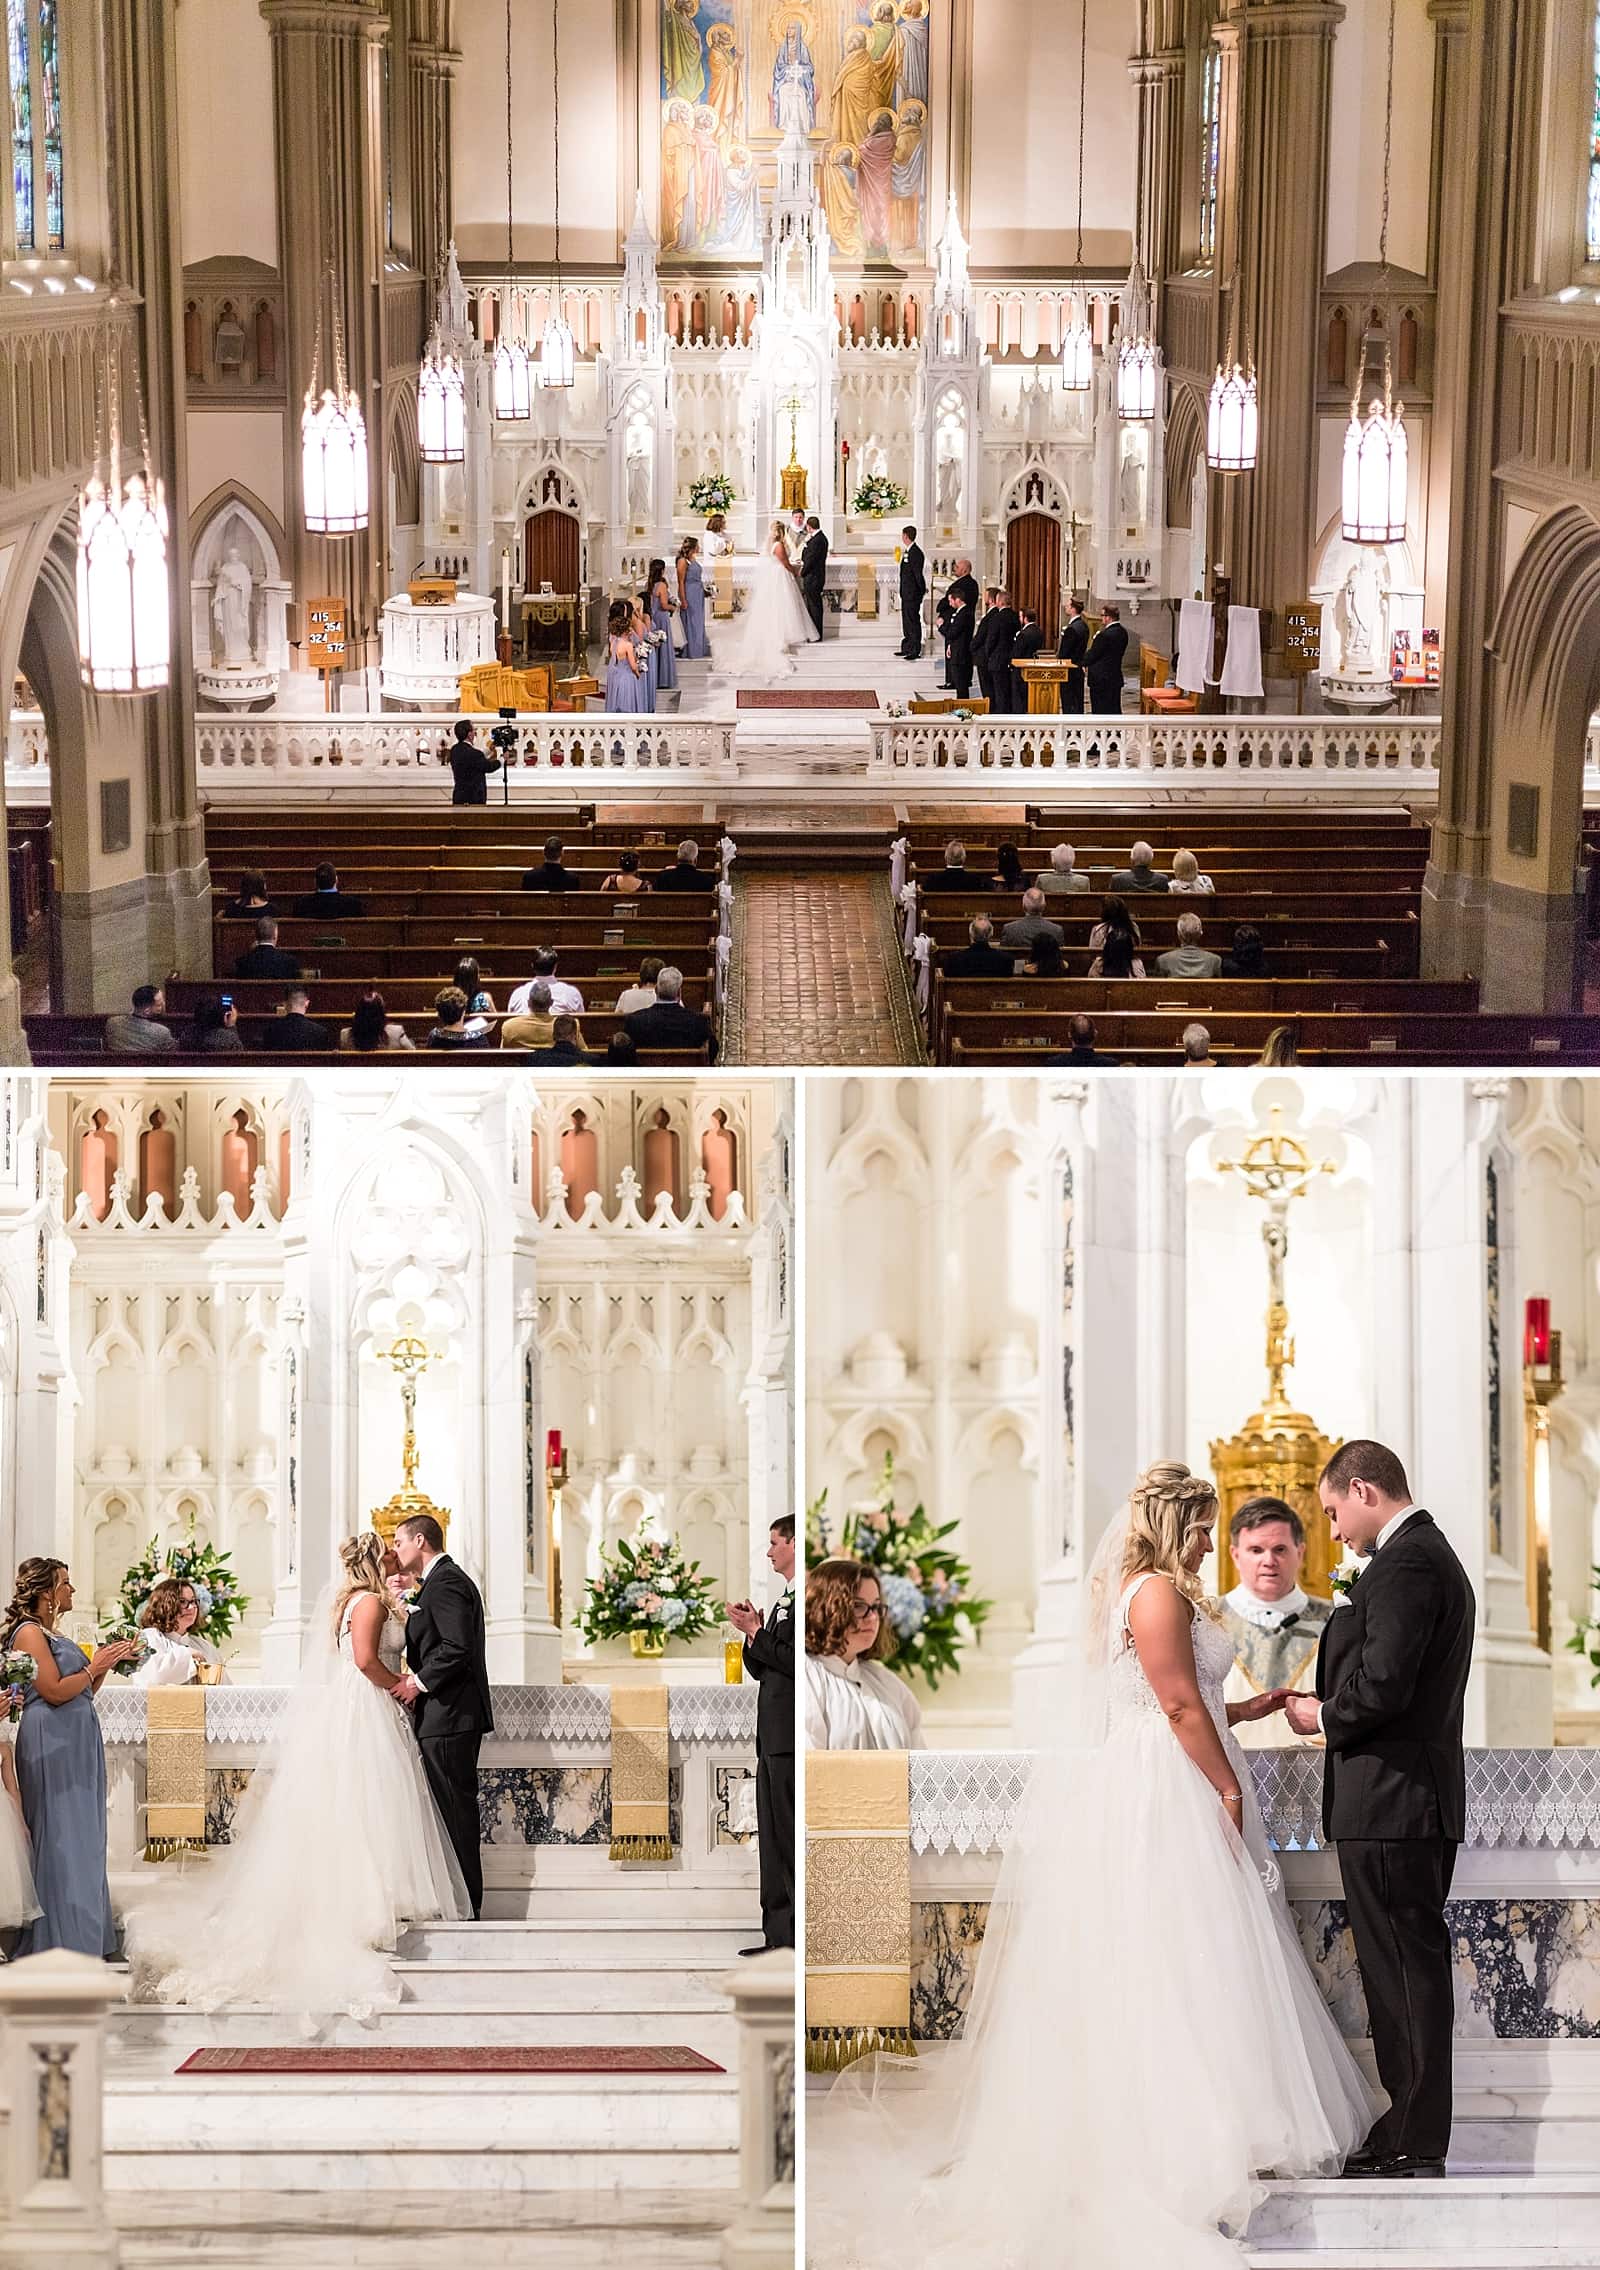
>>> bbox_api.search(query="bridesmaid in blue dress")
[603,599,652,713]
[631,599,659,712]
[647,562,678,692]
[5,1558,138,1958]
[677,537,711,659]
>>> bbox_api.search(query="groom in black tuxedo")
[391,1515,494,1920]
[898,524,927,657]
[1284,1440,1475,2178]
[727,1515,795,1953]
[799,517,829,638]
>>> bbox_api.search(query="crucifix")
[371,1334,453,1545]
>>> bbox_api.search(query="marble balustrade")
[99,1684,759,1896]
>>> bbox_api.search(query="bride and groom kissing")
[128,1516,492,2024]
[809,1439,1475,2269]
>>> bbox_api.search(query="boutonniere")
[1330,1564,1363,1604]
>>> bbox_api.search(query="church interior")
[2,1,1599,1068]
[803,1068,1600,2256]
[0,1067,794,2265]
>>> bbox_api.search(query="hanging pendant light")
[1206,274,1257,473]
[1114,251,1157,420]
[495,0,531,420]
[76,307,171,696]
[302,38,368,534]
[540,0,575,387]
[1059,0,1093,391]
[418,335,465,463]
[1340,0,1405,545]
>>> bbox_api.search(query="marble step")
[1245,2174,1600,2267]
[112,1998,738,2055]
[397,1916,754,1963]
[479,1880,755,1922]
[393,1959,737,2007]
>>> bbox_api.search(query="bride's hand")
[1227,1688,1291,1724]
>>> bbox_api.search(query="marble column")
[261,0,392,665]
[1421,1,1470,628]
[1214,0,1343,672]
[1130,0,1189,284]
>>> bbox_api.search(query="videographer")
[448,718,502,806]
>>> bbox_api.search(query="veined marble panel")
[908,1899,1600,2043]
[713,1764,758,1847]
[203,1765,686,1850]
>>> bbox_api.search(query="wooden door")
[524,510,580,596]
[1005,512,1062,639]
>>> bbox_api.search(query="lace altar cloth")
[96,1683,756,1749]
[909,1748,1600,1856]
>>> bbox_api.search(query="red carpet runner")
[176,2045,725,2076]
[734,688,880,709]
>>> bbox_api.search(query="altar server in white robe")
[804,1557,924,1751]
[1219,1495,1333,1749]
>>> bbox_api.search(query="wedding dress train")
[125,1603,469,2024]
[807,1570,1381,2269]
[709,542,819,684]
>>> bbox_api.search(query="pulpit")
[380,591,496,707]
[1016,660,1074,715]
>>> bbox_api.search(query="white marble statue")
[1119,435,1145,528]
[210,547,255,668]
[777,60,812,141]
[937,450,963,521]
[626,445,651,527]
[1338,553,1386,674]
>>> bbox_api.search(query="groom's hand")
[391,1674,419,1706]
[1282,1693,1322,1737]
[725,1600,760,1639]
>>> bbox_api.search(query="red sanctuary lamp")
[1523,1298,1552,1371]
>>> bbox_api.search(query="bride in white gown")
[808,1462,1383,2270]
[126,1531,469,2026]
[710,518,820,684]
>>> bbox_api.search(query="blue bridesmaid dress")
[12,1624,115,1958]
[680,558,711,658]
[604,635,651,714]
[650,586,678,690]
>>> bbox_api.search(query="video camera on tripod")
[489,705,520,756]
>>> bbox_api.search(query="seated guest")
[614,957,665,1016]
[1020,933,1066,978]
[259,985,334,1052]
[1088,895,1141,956]
[623,966,718,1062]
[917,840,978,892]
[521,837,574,892]
[499,981,556,1051]
[220,869,276,920]
[341,990,414,1052]
[604,1032,640,1064]
[1259,1023,1299,1066]
[1059,1012,1100,1062]
[1180,1021,1215,1066]
[992,841,1026,896]
[1009,606,1045,710]
[1219,1496,1333,1750]
[453,957,496,1041]
[1090,930,1145,979]
[1108,841,1168,893]
[509,949,584,1018]
[425,986,484,1050]
[943,916,1014,979]
[1035,843,1088,895]
[1168,848,1215,896]
[232,917,301,982]
[601,850,650,896]
[527,1013,590,1066]
[1222,924,1267,978]
[999,888,1065,956]
[292,863,366,920]
[1157,912,1223,979]
[448,717,501,806]
[106,984,178,1058]
[653,839,717,893]
[192,996,244,1055]
[803,1558,923,1751]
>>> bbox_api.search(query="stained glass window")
[1199,45,1221,266]
[7,0,32,253]
[1588,0,1600,263]
[37,0,57,248]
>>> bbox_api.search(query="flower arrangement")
[110,1538,250,1676]
[1566,1566,1600,1686]
[689,473,736,515]
[579,1526,721,1649]
[1,1649,35,1723]
[806,1453,990,1691]
[884,701,908,718]
[851,473,909,518]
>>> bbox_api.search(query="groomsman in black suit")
[1084,603,1130,714]
[1057,595,1090,713]
[727,1516,795,1953]
[978,588,1021,711]
[898,524,927,658]
[1284,1440,1475,2178]
[1009,606,1045,710]
[945,587,976,697]
[799,516,829,638]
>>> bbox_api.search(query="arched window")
[1588,0,1600,262]
[1198,44,1222,266]
[6,0,60,255]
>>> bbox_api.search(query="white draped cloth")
[1220,605,1264,698]
[1175,597,1212,694]
[804,1654,924,1752]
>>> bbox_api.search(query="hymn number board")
[305,599,348,670]
[1281,603,1321,676]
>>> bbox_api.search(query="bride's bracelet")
[1220,1788,1244,1812]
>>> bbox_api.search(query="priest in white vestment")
[804,1557,924,1750]
[1219,1495,1333,1749]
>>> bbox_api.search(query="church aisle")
[726,869,925,1065]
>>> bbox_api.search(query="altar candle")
[501,547,511,630]
[1525,1297,1551,1367]
[546,1427,563,1468]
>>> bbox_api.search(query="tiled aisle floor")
[726,869,925,1066]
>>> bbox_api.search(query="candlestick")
[501,546,511,633]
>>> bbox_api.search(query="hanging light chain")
[551,0,562,290]
[505,0,515,282]
[1378,0,1396,282]
[1074,0,1086,272]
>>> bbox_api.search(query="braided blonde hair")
[1120,1461,1219,1619]
[331,1531,406,1641]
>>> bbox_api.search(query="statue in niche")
[776,60,812,141]
[936,449,963,522]
[210,546,256,668]
[1337,552,1388,675]
[626,445,651,528]
[769,19,816,133]
[1119,435,1145,528]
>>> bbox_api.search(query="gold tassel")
[608,1834,674,1862]
[142,1836,207,1864]
[804,2026,917,2075]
